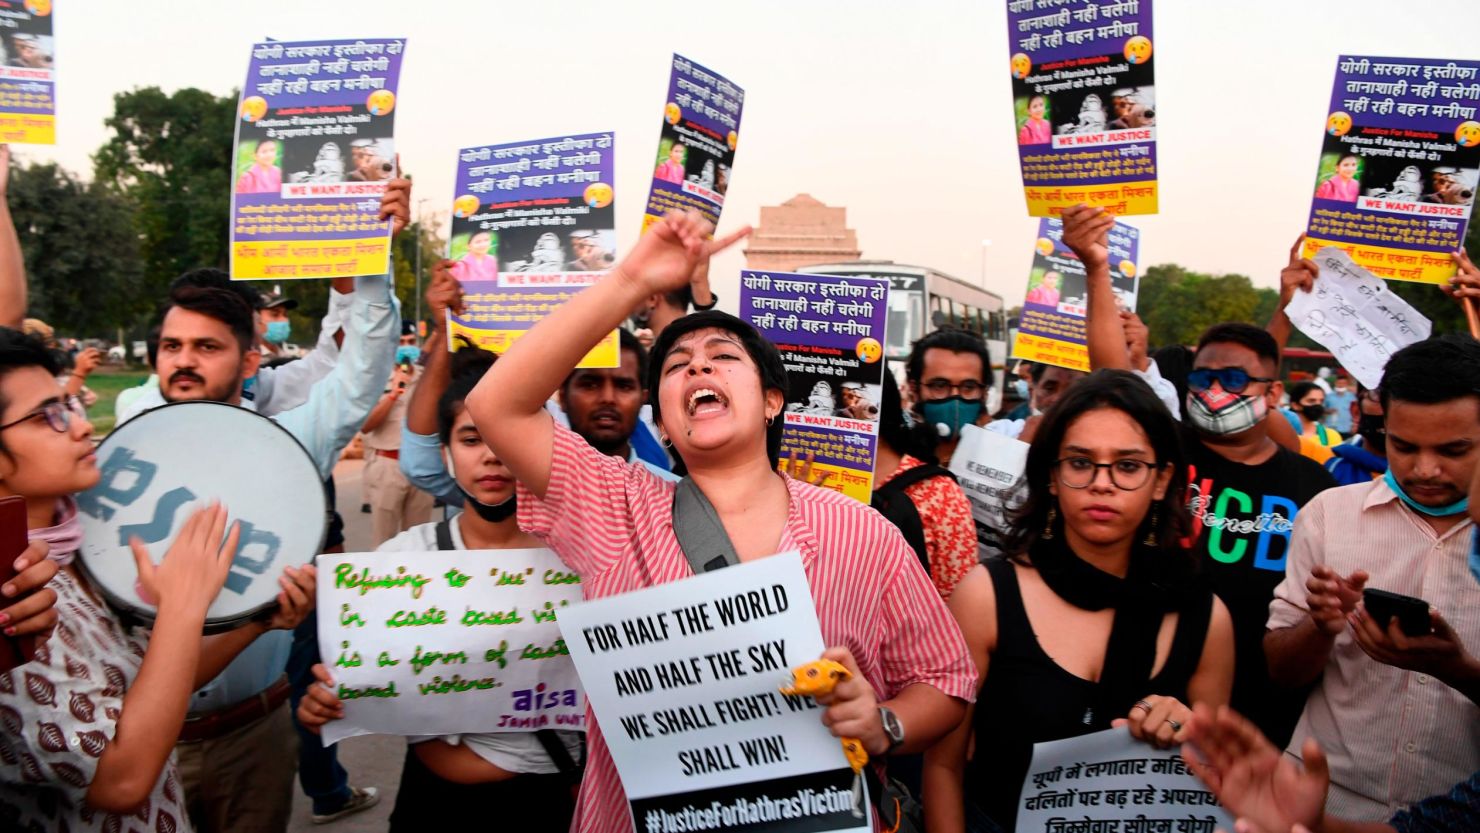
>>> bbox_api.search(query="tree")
[1136,265,1264,349]
[10,161,145,336]
[92,87,236,299]
[1385,219,1480,337]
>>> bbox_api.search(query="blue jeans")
[287,611,352,814]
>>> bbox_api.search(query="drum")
[76,401,328,633]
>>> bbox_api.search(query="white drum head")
[76,401,328,631]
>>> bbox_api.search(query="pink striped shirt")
[519,423,977,833]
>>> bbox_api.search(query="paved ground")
[286,458,407,833]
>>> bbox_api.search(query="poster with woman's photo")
[1007,0,1158,216]
[741,271,889,503]
[229,38,406,280]
[1012,216,1140,372]
[0,0,55,144]
[1303,55,1480,284]
[641,54,743,232]
[446,133,618,368]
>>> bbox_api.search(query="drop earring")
[1143,504,1160,546]
[1043,504,1057,539]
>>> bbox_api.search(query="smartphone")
[0,495,29,671]
[1362,588,1433,637]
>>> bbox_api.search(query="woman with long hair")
[464,210,976,833]
[922,370,1234,833]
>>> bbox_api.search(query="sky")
[15,0,1480,312]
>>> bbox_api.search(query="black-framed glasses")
[1187,368,1275,395]
[0,396,86,434]
[921,379,986,398]
[1054,456,1161,490]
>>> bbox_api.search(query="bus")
[800,260,1010,392]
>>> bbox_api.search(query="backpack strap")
[535,729,584,780]
[672,477,740,574]
[434,519,455,552]
[876,463,955,495]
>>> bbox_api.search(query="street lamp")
[414,197,431,328]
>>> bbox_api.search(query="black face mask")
[1357,412,1386,452]
[461,490,517,523]
[1299,403,1326,422]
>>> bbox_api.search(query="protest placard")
[229,38,406,280]
[1012,217,1140,372]
[558,552,870,833]
[1006,0,1158,217]
[0,0,54,144]
[1017,727,1233,833]
[445,133,618,367]
[642,54,743,232]
[949,424,1029,560]
[315,547,586,746]
[1303,55,1480,284]
[1286,247,1432,389]
[741,271,890,502]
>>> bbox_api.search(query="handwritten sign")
[949,425,1029,560]
[1302,56,1480,284]
[742,271,890,502]
[558,552,870,833]
[229,38,406,280]
[1017,728,1233,833]
[1286,247,1431,389]
[316,548,586,746]
[445,132,618,367]
[1013,217,1141,372]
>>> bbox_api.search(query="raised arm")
[399,262,463,504]
[252,277,355,415]
[0,146,25,329]
[1268,235,1318,354]
[465,210,749,497]
[1062,204,1131,371]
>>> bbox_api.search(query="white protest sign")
[1285,247,1432,389]
[316,548,586,745]
[558,552,870,833]
[950,424,1030,559]
[1017,727,1233,833]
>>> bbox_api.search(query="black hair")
[162,285,256,353]
[1028,361,1052,383]
[647,310,788,467]
[561,328,649,393]
[145,324,161,369]
[1003,369,1192,566]
[1193,322,1280,372]
[1337,152,1360,164]
[1287,381,1322,404]
[905,328,992,388]
[171,267,263,312]
[0,328,63,452]
[437,346,498,445]
[661,286,693,313]
[1379,334,1480,413]
[878,373,909,456]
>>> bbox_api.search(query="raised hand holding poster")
[1303,56,1480,283]
[558,553,870,833]
[445,133,618,367]
[1012,217,1140,372]
[1007,0,1158,217]
[230,38,406,280]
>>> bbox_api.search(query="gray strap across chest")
[671,477,740,574]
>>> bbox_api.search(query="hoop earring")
[660,434,673,449]
[1043,504,1057,540]
[765,414,774,427]
[1143,503,1160,547]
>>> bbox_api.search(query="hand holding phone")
[1362,588,1433,637]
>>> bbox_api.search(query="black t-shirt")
[1180,424,1336,746]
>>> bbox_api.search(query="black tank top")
[965,557,1213,830]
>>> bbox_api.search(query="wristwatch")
[691,290,719,311]
[878,706,905,753]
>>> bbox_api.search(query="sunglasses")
[1187,368,1275,395]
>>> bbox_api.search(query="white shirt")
[378,520,584,775]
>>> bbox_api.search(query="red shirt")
[519,423,977,833]
[876,455,980,597]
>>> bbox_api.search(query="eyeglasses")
[0,396,87,434]
[1187,368,1275,395]
[921,379,986,399]
[1054,456,1161,490]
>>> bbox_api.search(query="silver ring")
[1165,718,1182,733]
[1132,700,1152,714]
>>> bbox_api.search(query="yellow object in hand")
[780,659,868,774]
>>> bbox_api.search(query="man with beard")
[1266,335,1480,821]
[557,328,677,481]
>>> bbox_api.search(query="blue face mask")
[921,396,984,440]
[396,345,421,365]
[1383,469,1470,517]
[1013,379,1030,401]
[264,320,290,345]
